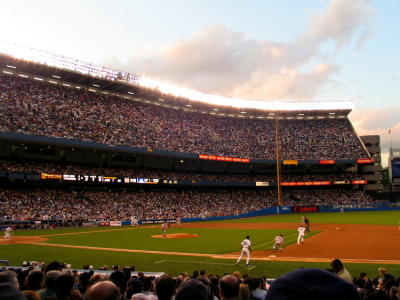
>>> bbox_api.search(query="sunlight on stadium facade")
[0,41,353,112]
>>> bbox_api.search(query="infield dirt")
[1,222,399,264]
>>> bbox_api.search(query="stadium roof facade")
[0,41,353,115]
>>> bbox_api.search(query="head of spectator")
[22,290,41,300]
[54,273,75,300]
[122,267,131,282]
[208,276,220,300]
[220,275,240,300]
[198,277,213,300]
[26,271,43,291]
[17,270,29,291]
[232,271,241,282]
[250,277,267,300]
[0,283,27,300]
[137,272,145,280]
[0,270,19,289]
[330,258,353,283]
[44,261,63,273]
[378,268,387,278]
[88,274,105,287]
[110,270,128,295]
[142,276,154,295]
[266,268,360,300]
[389,286,399,300]
[85,280,121,300]
[126,278,143,299]
[78,271,93,294]
[155,275,176,300]
[192,270,199,279]
[175,279,209,300]
[38,270,60,300]
[178,272,188,282]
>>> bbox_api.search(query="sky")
[1,0,399,165]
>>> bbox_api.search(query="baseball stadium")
[0,41,399,298]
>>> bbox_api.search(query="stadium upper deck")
[0,43,369,161]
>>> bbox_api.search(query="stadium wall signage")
[199,154,250,163]
[292,206,319,213]
[38,173,367,186]
[356,158,374,164]
[319,160,336,164]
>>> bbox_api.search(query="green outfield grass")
[216,210,400,225]
[1,210,400,277]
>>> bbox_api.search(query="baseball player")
[3,226,12,239]
[176,217,182,227]
[272,234,284,252]
[304,216,310,232]
[162,221,168,238]
[236,235,251,266]
[297,225,306,244]
[130,216,138,227]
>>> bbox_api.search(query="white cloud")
[350,108,400,167]
[301,0,373,47]
[119,0,373,101]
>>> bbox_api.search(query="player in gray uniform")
[236,235,251,266]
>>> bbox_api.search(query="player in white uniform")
[176,217,181,227]
[272,234,284,251]
[130,216,138,227]
[3,226,12,239]
[297,225,306,244]
[162,221,168,238]
[236,235,251,266]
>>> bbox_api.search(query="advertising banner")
[110,221,122,227]
[292,206,319,213]
[98,221,110,227]
[392,158,400,178]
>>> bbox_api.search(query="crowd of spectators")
[0,75,368,160]
[283,190,374,207]
[0,188,374,222]
[0,260,398,300]
[0,160,360,183]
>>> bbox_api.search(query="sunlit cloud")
[121,0,373,102]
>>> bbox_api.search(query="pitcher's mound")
[0,236,48,245]
[151,233,199,239]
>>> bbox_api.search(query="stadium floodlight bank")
[0,41,353,113]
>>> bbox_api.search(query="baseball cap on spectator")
[266,268,361,300]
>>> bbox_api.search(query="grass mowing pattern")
[1,210,399,277]
[34,228,320,254]
[215,210,400,225]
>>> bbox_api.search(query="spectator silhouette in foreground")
[86,281,121,300]
[155,275,176,300]
[330,258,353,283]
[0,283,27,300]
[220,275,240,300]
[38,271,61,300]
[266,268,360,300]
[175,279,209,300]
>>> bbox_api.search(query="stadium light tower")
[275,118,283,206]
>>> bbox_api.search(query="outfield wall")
[182,202,400,223]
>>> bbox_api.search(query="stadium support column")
[275,118,283,207]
